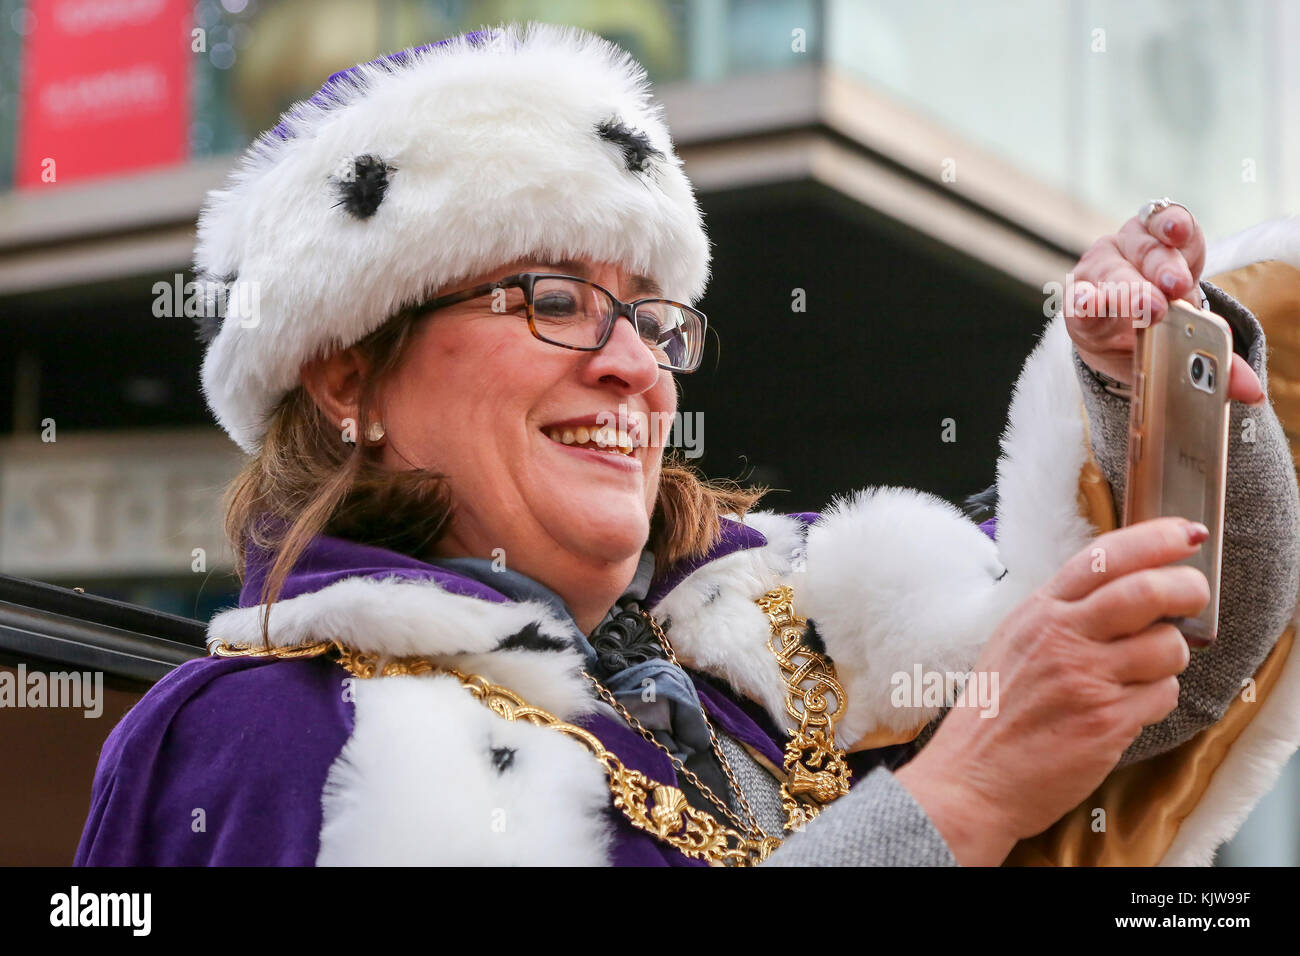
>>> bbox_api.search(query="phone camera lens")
[1191,356,1204,382]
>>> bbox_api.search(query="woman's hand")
[1066,205,1264,404]
[895,516,1209,865]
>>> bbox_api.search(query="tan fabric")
[851,721,928,751]
[1209,261,1300,469]
[1076,403,1118,533]
[1005,624,1294,866]
[849,279,1296,864]
[1005,442,1295,866]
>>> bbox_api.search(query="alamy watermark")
[890,664,999,719]
[152,273,260,328]
[1,664,103,718]
[596,403,704,459]
[50,886,150,936]
[1043,272,1156,327]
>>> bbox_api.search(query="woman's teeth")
[546,426,634,456]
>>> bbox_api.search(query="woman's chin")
[541,496,650,564]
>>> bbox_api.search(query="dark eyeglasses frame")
[399,271,707,373]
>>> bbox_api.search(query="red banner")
[15,0,191,189]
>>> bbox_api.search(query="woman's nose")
[585,312,661,390]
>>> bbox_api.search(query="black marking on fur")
[703,584,721,605]
[193,271,237,345]
[803,619,829,658]
[595,118,663,174]
[490,746,516,773]
[496,622,569,653]
[331,154,394,219]
[963,482,999,520]
[995,567,1008,581]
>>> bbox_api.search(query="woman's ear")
[300,346,374,441]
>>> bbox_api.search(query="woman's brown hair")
[223,309,766,644]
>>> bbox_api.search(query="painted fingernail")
[1186,521,1209,546]
[1164,219,1177,237]
[1074,287,1090,315]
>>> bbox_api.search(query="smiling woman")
[74,23,1300,868]
[235,254,747,641]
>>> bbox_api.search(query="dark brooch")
[589,601,667,679]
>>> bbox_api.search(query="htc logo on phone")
[1178,448,1207,474]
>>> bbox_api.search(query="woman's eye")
[534,293,579,317]
[637,315,665,341]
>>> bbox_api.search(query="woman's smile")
[540,412,646,471]
[543,434,643,473]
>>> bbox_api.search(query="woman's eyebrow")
[535,258,589,276]
[533,259,663,297]
[629,274,663,297]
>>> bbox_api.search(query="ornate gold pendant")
[208,579,850,865]
[756,585,853,830]
[451,670,780,866]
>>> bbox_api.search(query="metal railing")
[0,574,205,684]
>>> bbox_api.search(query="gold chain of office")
[208,584,851,867]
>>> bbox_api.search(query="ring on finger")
[1138,197,1195,231]
[1137,198,1208,308]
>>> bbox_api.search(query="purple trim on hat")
[268,30,497,142]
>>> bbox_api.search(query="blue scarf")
[427,551,734,811]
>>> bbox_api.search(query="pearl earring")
[366,421,386,443]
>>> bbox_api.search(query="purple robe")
[76,514,995,866]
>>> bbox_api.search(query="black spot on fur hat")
[332,154,395,219]
[596,118,664,173]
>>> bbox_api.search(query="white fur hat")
[194,22,711,453]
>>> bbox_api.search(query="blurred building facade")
[0,0,1296,864]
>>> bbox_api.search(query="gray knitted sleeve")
[760,766,957,866]
[1073,281,1300,768]
[758,284,1298,865]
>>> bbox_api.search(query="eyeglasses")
[403,272,707,373]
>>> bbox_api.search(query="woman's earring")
[366,421,386,444]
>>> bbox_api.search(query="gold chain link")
[630,610,770,837]
[582,659,764,840]
[755,585,853,830]
[208,636,778,865]
[207,584,849,861]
